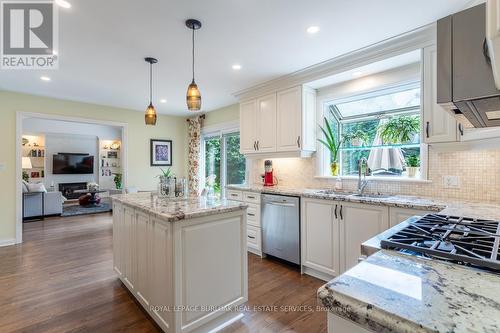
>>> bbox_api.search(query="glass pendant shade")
[145,102,157,125]
[186,79,201,111]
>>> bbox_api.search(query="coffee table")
[74,189,107,207]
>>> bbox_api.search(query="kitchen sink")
[350,193,392,199]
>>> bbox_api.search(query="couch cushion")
[27,183,47,193]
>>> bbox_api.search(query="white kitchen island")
[112,192,248,333]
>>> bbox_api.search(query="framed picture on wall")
[150,139,172,166]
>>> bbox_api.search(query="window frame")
[200,121,248,197]
[316,82,429,182]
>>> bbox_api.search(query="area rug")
[62,198,112,217]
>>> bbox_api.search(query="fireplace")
[59,182,87,200]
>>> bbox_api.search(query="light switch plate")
[443,175,460,188]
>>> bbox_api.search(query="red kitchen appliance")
[263,160,277,186]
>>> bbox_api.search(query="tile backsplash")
[249,147,500,204]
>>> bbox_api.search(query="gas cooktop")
[381,214,500,272]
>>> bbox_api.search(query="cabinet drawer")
[243,191,260,204]
[246,203,260,227]
[247,225,261,251]
[226,190,243,201]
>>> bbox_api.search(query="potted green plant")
[318,116,341,176]
[378,115,420,144]
[405,154,420,178]
[113,173,122,189]
[342,129,369,147]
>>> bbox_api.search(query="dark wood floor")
[0,214,326,333]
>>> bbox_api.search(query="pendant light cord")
[149,62,153,103]
[192,27,195,81]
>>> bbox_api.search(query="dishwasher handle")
[265,201,296,208]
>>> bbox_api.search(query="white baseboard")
[0,238,16,247]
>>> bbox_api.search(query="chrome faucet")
[357,158,369,195]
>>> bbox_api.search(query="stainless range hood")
[437,3,500,127]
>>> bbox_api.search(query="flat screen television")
[53,153,94,174]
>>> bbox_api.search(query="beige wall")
[202,104,239,128]
[0,91,188,242]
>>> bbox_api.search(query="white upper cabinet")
[422,45,458,144]
[256,93,277,153]
[239,85,316,157]
[240,100,258,154]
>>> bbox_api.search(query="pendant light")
[144,57,158,125]
[186,19,202,111]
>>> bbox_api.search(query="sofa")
[22,182,65,219]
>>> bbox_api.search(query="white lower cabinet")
[301,198,389,280]
[301,198,341,279]
[389,207,433,228]
[227,189,263,256]
[113,200,247,333]
[339,202,389,272]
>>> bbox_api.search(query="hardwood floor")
[0,214,326,333]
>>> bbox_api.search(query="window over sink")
[319,81,424,180]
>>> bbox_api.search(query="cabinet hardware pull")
[247,213,255,217]
[297,136,301,148]
[248,196,255,199]
[256,141,259,150]
[253,141,257,151]
[458,123,464,136]
[340,205,343,220]
[334,204,338,219]
[231,194,238,197]
[426,122,430,138]
[248,235,256,239]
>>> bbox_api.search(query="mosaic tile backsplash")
[248,147,500,204]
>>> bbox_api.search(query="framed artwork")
[150,139,172,166]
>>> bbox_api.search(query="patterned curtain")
[187,116,203,195]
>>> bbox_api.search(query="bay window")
[321,82,424,179]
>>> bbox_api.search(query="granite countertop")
[111,192,247,222]
[226,184,500,214]
[318,250,500,333]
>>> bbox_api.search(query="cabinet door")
[240,100,258,154]
[301,199,340,276]
[112,201,122,276]
[340,203,389,272]
[389,207,433,228]
[136,211,151,307]
[256,93,277,152]
[277,86,302,152]
[423,45,458,143]
[150,219,172,329]
[122,206,136,290]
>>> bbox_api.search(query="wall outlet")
[443,175,460,188]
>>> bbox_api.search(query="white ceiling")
[0,0,475,116]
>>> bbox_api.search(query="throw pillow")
[27,183,47,193]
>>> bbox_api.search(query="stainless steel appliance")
[381,214,500,272]
[437,3,500,127]
[261,194,300,265]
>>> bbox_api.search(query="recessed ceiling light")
[232,64,242,70]
[352,71,363,77]
[306,26,320,34]
[55,0,71,9]
[40,76,51,81]
[160,99,167,103]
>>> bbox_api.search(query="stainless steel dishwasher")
[261,194,300,265]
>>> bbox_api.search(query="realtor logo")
[1,0,58,69]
